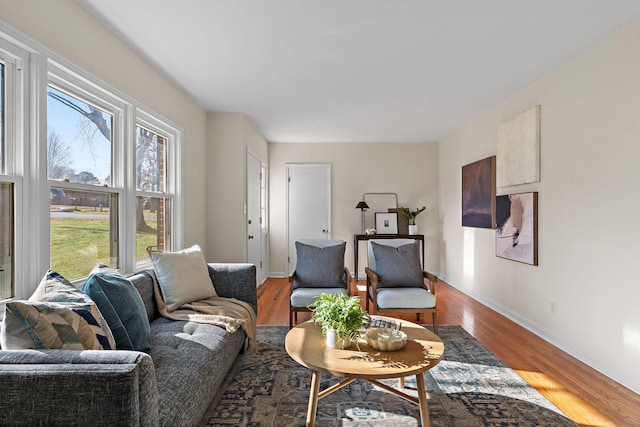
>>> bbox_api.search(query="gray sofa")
[0,263,257,427]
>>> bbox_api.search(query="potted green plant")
[310,292,368,349]
[399,206,426,234]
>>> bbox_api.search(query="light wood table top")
[285,317,444,378]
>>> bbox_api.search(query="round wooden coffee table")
[285,317,444,427]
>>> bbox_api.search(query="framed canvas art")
[375,212,398,234]
[495,191,538,265]
[462,156,496,229]
[497,106,540,187]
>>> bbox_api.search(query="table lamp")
[355,201,369,234]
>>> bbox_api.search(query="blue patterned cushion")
[82,266,151,352]
[1,300,114,350]
[27,269,116,349]
[371,241,425,288]
[293,241,346,289]
[30,270,93,303]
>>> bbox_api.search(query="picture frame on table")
[375,212,398,234]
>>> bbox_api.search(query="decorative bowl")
[365,327,408,351]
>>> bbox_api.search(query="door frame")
[246,148,268,285]
[285,163,331,275]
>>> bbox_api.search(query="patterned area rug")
[200,326,576,426]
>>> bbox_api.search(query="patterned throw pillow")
[31,269,94,304]
[5,269,116,350]
[1,300,115,350]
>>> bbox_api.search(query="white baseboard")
[439,274,640,395]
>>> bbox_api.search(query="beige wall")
[268,142,439,278]
[0,0,209,254]
[206,113,268,262]
[439,17,640,392]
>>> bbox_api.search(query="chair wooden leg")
[432,311,438,335]
[290,310,294,329]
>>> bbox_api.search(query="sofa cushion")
[151,245,216,311]
[82,266,151,352]
[1,300,115,350]
[26,270,116,349]
[127,270,160,322]
[150,317,246,426]
[293,241,346,289]
[291,287,349,308]
[371,241,425,288]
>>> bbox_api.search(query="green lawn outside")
[51,214,158,280]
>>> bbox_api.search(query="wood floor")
[257,277,640,427]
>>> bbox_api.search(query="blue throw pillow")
[293,241,346,289]
[82,272,151,353]
[371,241,425,288]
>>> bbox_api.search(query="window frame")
[0,37,29,301]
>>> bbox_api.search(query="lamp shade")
[355,201,369,210]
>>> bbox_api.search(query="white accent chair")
[365,239,438,333]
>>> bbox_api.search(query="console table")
[354,234,424,279]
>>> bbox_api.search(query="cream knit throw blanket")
[152,275,257,352]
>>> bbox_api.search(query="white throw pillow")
[150,245,216,311]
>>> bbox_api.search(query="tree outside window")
[47,85,118,279]
[136,126,170,262]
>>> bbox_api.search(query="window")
[0,182,13,300]
[44,66,180,279]
[0,62,4,172]
[46,86,112,184]
[0,66,10,299]
[47,83,120,280]
[135,124,171,262]
[0,25,181,299]
[0,41,26,301]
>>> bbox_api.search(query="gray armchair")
[288,239,352,328]
[365,239,438,333]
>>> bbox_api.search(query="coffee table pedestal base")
[305,370,431,427]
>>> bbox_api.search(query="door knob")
[248,235,254,239]
[322,229,328,233]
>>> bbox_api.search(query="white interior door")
[286,163,331,275]
[247,150,267,285]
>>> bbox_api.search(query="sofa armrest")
[208,263,258,315]
[0,349,159,427]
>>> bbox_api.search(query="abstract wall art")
[495,191,538,265]
[497,105,540,187]
[461,156,496,229]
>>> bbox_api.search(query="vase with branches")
[400,206,426,235]
[399,206,426,225]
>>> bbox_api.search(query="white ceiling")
[79,0,640,143]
